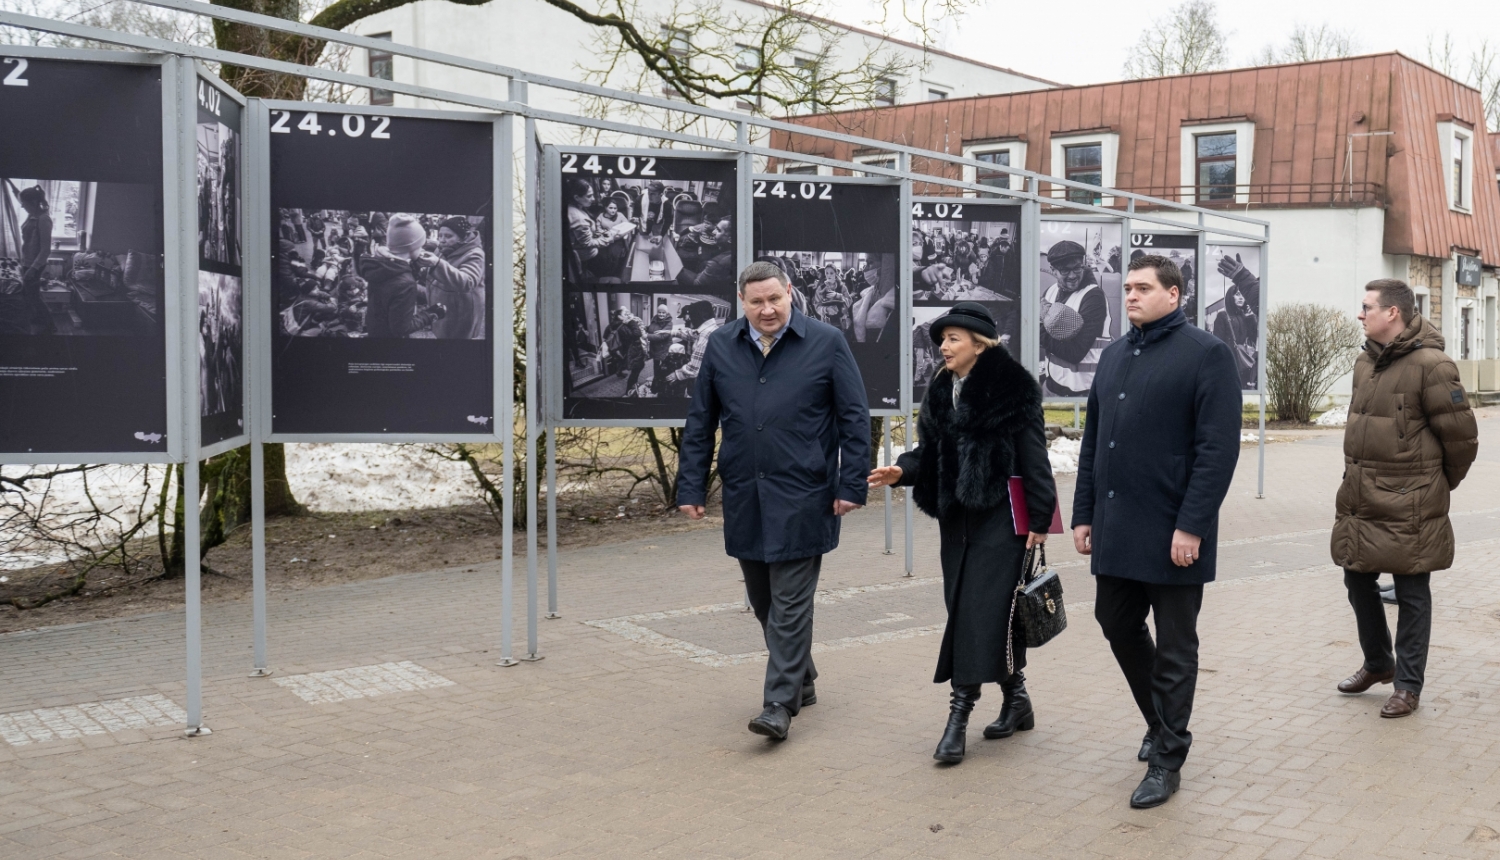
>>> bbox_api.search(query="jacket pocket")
[1372,473,1425,531]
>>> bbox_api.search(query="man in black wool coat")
[1072,253,1243,809]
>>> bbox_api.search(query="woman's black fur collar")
[921,346,1040,434]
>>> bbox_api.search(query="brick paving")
[2,417,1500,858]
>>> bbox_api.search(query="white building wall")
[349,0,1053,129]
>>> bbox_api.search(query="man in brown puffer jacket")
[1331,279,1478,718]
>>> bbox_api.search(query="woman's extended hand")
[1026,532,1048,549]
[867,465,902,488]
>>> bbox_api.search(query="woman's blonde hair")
[930,327,999,379]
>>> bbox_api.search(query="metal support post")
[249,443,270,676]
[883,417,893,555]
[545,426,559,619]
[517,79,542,663]
[1256,393,1267,499]
[183,457,209,736]
[1073,403,1080,429]
[497,111,518,667]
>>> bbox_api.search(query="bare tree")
[1123,0,1229,80]
[1253,23,1359,66]
[1265,303,1363,424]
[1426,34,1500,132]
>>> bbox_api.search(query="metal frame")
[0,10,1274,725]
[253,99,506,445]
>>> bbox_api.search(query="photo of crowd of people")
[756,251,898,344]
[197,116,240,267]
[912,214,1022,350]
[563,291,731,402]
[1129,233,1198,327]
[1205,245,1262,390]
[199,271,242,419]
[563,173,734,288]
[1038,221,1122,398]
[911,306,951,404]
[0,178,164,337]
[275,208,488,340]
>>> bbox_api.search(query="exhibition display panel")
[196,71,247,452]
[754,176,904,413]
[1129,230,1203,326]
[0,53,176,459]
[1037,217,1124,402]
[264,103,500,439]
[1204,243,1265,393]
[546,147,740,423]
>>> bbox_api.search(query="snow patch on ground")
[1315,406,1349,427]
[283,444,477,512]
[1048,437,1080,475]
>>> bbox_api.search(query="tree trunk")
[210,0,323,100]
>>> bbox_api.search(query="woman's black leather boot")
[933,684,981,764]
[983,672,1035,739]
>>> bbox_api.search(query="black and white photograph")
[1205,244,1262,391]
[911,306,950,404]
[0,57,168,454]
[275,208,488,340]
[1038,219,1122,399]
[197,90,241,267]
[199,271,243,433]
[1129,232,1199,326]
[912,201,1023,354]
[562,291,732,410]
[757,251,898,344]
[0,178,164,337]
[753,180,902,410]
[561,153,736,287]
[269,110,494,436]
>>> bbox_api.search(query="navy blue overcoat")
[1072,310,1243,584]
[677,308,870,562]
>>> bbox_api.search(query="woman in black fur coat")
[869,302,1057,764]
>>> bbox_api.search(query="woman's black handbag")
[1006,545,1067,675]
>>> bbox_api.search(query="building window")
[661,27,691,99]
[1195,132,1237,201]
[367,33,393,106]
[782,163,822,175]
[1064,143,1103,204]
[1439,121,1474,213]
[855,154,896,177]
[962,142,1027,196]
[976,150,1010,188]
[927,88,948,101]
[1414,292,1427,319]
[733,45,762,112]
[873,78,896,108]
[792,56,823,114]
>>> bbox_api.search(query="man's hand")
[1073,525,1092,555]
[1171,529,1202,567]
[833,499,863,516]
[867,466,903,488]
[678,505,705,520]
[1026,532,1048,550]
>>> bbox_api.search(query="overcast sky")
[833,0,1500,88]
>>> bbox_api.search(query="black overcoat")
[1072,310,1243,585]
[896,347,1057,685]
[677,308,870,562]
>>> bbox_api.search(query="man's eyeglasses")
[1360,303,1387,314]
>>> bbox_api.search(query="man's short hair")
[739,260,790,293]
[1366,278,1416,325]
[1127,253,1184,293]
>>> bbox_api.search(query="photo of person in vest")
[1039,233,1117,398]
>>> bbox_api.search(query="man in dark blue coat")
[1072,253,1242,809]
[678,261,870,740]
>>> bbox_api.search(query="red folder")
[1009,476,1064,535]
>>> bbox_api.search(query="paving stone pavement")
[3,417,1500,858]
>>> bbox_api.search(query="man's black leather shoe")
[801,682,816,707]
[1137,726,1159,762]
[1129,765,1180,809]
[748,703,790,740]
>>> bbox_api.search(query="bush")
[1265,302,1363,424]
